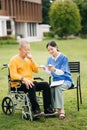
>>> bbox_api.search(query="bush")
[43,31,54,38]
[80,34,87,39]
[0,35,16,40]
[0,39,18,45]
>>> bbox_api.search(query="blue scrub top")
[46,53,73,88]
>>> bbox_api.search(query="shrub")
[0,35,16,40]
[43,31,54,38]
[0,39,18,45]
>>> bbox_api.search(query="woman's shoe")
[59,113,65,120]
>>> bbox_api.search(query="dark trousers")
[11,81,51,111]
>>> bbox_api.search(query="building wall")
[0,0,42,22]
[0,19,6,36]
[0,0,43,41]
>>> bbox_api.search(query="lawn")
[0,38,87,130]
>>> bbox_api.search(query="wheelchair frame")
[1,64,33,121]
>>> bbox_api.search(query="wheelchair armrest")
[10,79,22,83]
[34,77,44,81]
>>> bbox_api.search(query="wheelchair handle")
[1,64,8,69]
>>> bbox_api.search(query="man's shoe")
[44,107,57,116]
[33,108,41,117]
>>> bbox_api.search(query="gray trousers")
[51,83,69,109]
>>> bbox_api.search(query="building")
[0,0,46,41]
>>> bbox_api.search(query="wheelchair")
[1,64,43,121]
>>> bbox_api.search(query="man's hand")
[39,65,46,70]
[26,54,33,60]
[22,78,34,89]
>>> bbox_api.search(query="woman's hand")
[48,64,56,72]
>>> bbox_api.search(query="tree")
[49,0,81,37]
[73,0,83,4]
[73,0,87,36]
[79,2,87,35]
[42,0,51,24]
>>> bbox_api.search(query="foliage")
[49,0,81,38]
[73,0,83,4]
[73,0,87,4]
[72,0,87,37]
[43,31,54,38]
[0,35,16,40]
[78,2,87,36]
[0,39,18,45]
[42,0,51,24]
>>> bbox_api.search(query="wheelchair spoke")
[8,98,11,104]
[3,105,7,108]
[8,108,12,115]
[5,100,8,105]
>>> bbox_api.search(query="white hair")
[19,40,29,48]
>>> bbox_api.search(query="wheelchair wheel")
[22,113,33,121]
[2,96,14,115]
[22,106,33,121]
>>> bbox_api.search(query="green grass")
[0,38,87,130]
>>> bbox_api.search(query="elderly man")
[9,40,55,116]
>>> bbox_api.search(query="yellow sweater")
[9,55,39,87]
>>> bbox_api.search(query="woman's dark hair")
[46,41,59,51]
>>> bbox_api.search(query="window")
[27,23,37,37]
[6,20,12,35]
[7,20,11,29]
